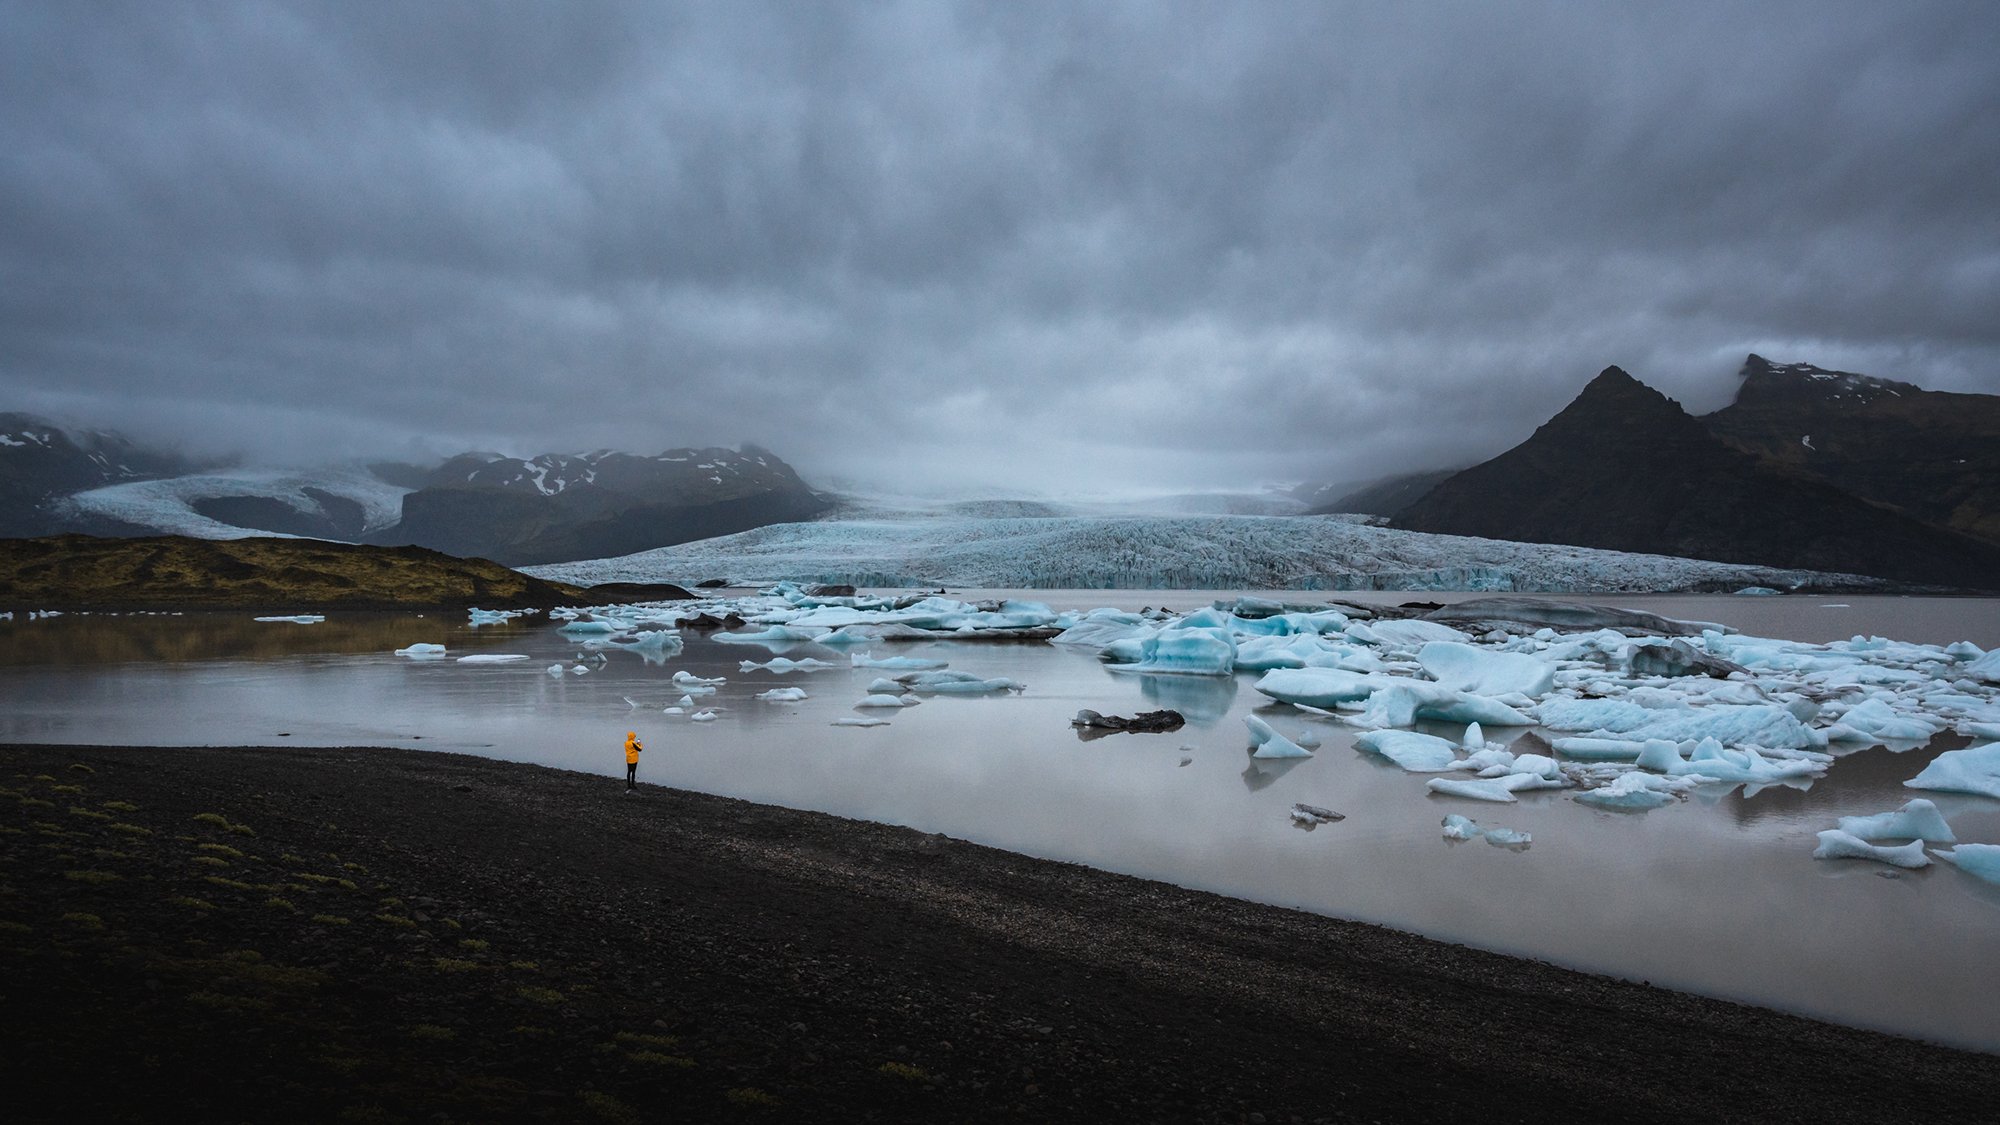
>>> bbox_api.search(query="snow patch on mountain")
[525,513,1877,593]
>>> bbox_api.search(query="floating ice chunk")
[1552,736,1648,760]
[757,687,809,703]
[1462,747,1515,773]
[1932,844,2000,884]
[1736,586,1780,596]
[1481,825,1532,847]
[690,710,719,722]
[832,716,891,727]
[1812,830,1928,868]
[1961,649,2000,683]
[1837,799,1954,843]
[1633,739,1686,771]
[739,657,839,674]
[713,624,828,645]
[1426,778,1517,802]
[1966,722,2000,741]
[1104,627,1236,676]
[255,614,324,624]
[900,671,1025,694]
[1352,730,1457,772]
[1575,772,1676,810]
[865,677,904,694]
[1461,722,1485,750]
[1294,727,1322,749]
[1441,814,1482,840]
[1353,620,1470,649]
[662,706,685,715]
[467,607,535,626]
[546,664,564,676]
[558,617,620,635]
[814,626,877,646]
[1349,683,1533,730]
[1905,742,2000,799]
[1050,611,1151,650]
[855,694,915,709]
[1823,698,1943,743]
[1417,642,1555,698]
[852,654,950,670]
[676,694,693,708]
[674,670,726,686]
[1246,715,1313,759]
[569,665,589,675]
[1236,634,1339,671]
[1254,668,1383,708]
[395,643,447,659]
[457,654,531,664]
[1943,641,1984,661]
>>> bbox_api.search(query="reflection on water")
[0,611,539,668]
[3,595,2000,1053]
[1133,671,1238,722]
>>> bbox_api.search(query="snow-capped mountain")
[0,413,208,536]
[387,444,828,565]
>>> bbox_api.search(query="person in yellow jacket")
[624,731,643,792]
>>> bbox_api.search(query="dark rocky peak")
[1734,354,1920,407]
[1533,366,1708,447]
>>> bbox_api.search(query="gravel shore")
[4,742,1997,1123]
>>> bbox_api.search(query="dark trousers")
[626,762,637,789]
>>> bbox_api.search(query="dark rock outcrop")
[0,414,203,537]
[1394,367,2000,591]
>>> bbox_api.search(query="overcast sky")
[4,1,1997,495]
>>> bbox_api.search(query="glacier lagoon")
[4,590,2000,1053]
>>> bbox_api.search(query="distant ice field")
[528,513,1876,593]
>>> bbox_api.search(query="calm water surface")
[5,591,1998,1052]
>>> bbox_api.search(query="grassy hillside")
[0,535,587,611]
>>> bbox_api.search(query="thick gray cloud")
[4,0,1997,494]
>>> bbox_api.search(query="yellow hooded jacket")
[625,732,642,765]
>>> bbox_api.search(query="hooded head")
[627,732,637,739]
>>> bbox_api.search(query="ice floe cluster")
[421,586,2000,881]
[1052,594,2000,873]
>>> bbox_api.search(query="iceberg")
[832,716,891,727]
[1812,830,1928,868]
[673,670,726,686]
[1245,715,1313,759]
[713,624,829,645]
[1438,813,1532,847]
[1417,641,1555,698]
[855,694,915,709]
[1348,683,1533,730]
[899,670,1025,695]
[1904,742,2000,799]
[394,643,447,659]
[1964,649,2000,683]
[1932,844,2000,884]
[1352,730,1458,772]
[690,710,719,722]
[1836,799,1955,843]
[255,614,325,624]
[756,687,809,703]
[457,654,530,664]
[738,657,839,674]
[1103,627,1236,676]
[1823,698,1942,743]
[1254,668,1383,708]
[1425,778,1517,802]
[1575,772,1676,810]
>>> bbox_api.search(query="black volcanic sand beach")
[4,744,1998,1124]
